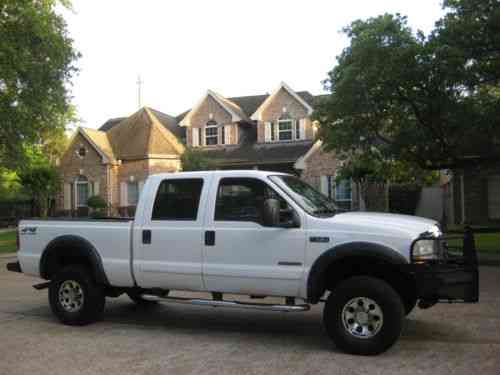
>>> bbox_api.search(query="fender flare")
[306,241,408,303]
[39,235,109,285]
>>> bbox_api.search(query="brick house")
[58,82,360,215]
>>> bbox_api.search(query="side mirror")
[263,198,280,227]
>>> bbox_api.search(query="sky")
[59,0,446,129]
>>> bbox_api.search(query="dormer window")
[277,119,293,141]
[205,120,218,146]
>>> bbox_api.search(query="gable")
[251,82,314,121]
[60,131,105,167]
[189,94,232,127]
[180,90,248,127]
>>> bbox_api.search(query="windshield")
[269,175,338,217]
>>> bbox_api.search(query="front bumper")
[411,229,479,303]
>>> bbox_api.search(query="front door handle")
[142,230,151,244]
[205,230,215,246]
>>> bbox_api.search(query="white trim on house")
[179,90,243,127]
[294,140,323,170]
[192,128,200,147]
[250,82,314,121]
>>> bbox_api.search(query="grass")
[0,230,16,254]
[446,232,500,254]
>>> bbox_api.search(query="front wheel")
[48,265,105,326]
[323,276,404,355]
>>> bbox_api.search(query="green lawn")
[446,232,500,254]
[0,230,16,254]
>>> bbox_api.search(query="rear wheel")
[49,265,105,326]
[323,276,404,355]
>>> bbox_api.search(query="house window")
[205,120,218,145]
[76,146,87,158]
[127,181,139,205]
[76,175,89,207]
[278,119,293,141]
[334,178,352,210]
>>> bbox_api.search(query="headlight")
[412,239,439,262]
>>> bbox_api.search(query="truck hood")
[331,211,439,239]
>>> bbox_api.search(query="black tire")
[49,265,105,326]
[323,276,404,355]
[126,290,158,306]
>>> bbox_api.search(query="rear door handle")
[205,230,215,246]
[142,230,151,244]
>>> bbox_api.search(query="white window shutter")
[265,122,271,142]
[224,125,231,145]
[320,176,329,197]
[120,182,128,206]
[138,180,145,196]
[64,183,71,210]
[299,119,306,140]
[93,181,99,196]
[192,128,199,147]
[202,127,206,146]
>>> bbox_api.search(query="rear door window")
[152,178,204,220]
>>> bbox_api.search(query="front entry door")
[202,177,306,297]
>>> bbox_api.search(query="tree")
[0,0,79,169]
[315,3,500,171]
[18,163,60,217]
[181,148,216,171]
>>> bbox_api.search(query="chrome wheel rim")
[58,280,84,312]
[341,297,383,339]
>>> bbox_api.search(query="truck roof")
[149,170,292,180]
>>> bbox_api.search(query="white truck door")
[132,175,210,291]
[202,176,306,297]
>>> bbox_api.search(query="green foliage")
[181,148,216,171]
[0,0,79,169]
[87,195,106,210]
[0,167,23,200]
[87,195,107,218]
[18,164,60,217]
[315,2,500,171]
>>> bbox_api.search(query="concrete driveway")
[1,255,499,375]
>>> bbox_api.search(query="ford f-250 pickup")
[7,170,479,355]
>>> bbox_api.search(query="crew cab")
[7,170,479,355]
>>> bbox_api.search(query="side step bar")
[140,294,310,312]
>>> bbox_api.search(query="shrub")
[87,195,107,218]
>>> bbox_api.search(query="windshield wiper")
[313,207,337,216]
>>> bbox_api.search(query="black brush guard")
[412,227,479,304]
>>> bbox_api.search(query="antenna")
[136,75,143,108]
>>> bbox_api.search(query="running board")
[140,294,310,312]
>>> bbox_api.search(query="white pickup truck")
[8,170,478,355]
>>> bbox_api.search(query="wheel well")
[40,236,108,285]
[311,256,416,307]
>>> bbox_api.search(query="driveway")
[1,255,499,375]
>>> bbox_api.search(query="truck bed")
[18,219,135,287]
